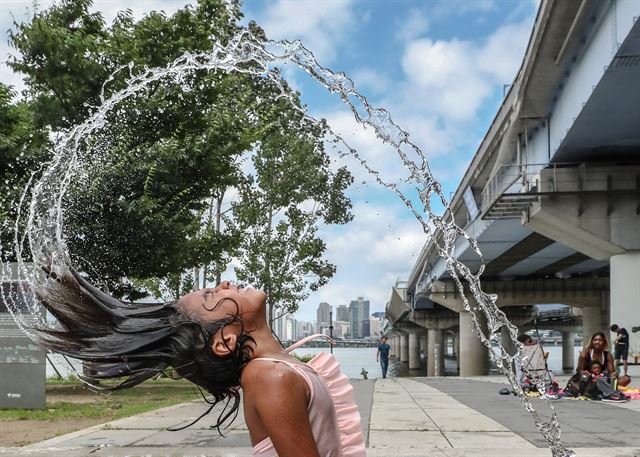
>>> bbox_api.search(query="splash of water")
[2,27,574,457]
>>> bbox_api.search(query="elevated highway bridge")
[384,0,640,376]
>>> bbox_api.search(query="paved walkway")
[1,377,638,457]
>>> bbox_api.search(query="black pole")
[329,310,334,354]
[45,353,63,379]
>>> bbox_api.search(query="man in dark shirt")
[610,324,629,376]
[377,336,391,379]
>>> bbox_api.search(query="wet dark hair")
[33,268,253,431]
[517,334,533,344]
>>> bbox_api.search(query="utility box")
[0,264,46,409]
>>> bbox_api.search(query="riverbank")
[47,346,633,381]
[2,376,638,456]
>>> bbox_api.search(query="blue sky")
[1,0,539,322]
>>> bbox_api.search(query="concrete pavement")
[1,377,638,457]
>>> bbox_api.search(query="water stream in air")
[1,18,575,457]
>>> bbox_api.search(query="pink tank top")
[251,335,366,457]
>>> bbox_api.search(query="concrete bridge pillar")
[562,331,575,373]
[427,329,445,377]
[501,326,518,356]
[459,311,489,376]
[611,251,640,358]
[420,333,428,357]
[454,332,460,373]
[394,336,401,358]
[582,306,602,344]
[409,333,422,370]
[400,333,409,363]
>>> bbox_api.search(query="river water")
[47,346,583,380]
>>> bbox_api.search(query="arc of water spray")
[5,27,574,457]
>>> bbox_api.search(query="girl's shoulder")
[241,357,305,387]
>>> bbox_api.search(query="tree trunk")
[202,196,214,288]
[214,192,224,286]
[265,206,273,323]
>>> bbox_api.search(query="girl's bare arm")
[242,361,321,457]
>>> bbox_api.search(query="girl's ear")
[211,330,238,357]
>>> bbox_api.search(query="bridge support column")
[582,306,602,343]
[409,333,421,369]
[427,329,445,377]
[611,251,640,358]
[421,333,428,365]
[400,334,409,363]
[459,311,489,376]
[501,326,517,356]
[454,332,460,373]
[562,331,575,373]
[394,336,401,358]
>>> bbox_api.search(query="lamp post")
[329,310,334,354]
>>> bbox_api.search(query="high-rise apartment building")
[369,316,381,337]
[349,297,370,339]
[336,304,349,322]
[296,321,315,338]
[273,313,297,341]
[316,302,332,334]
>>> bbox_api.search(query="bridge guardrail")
[480,162,640,216]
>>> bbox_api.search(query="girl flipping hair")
[34,268,365,457]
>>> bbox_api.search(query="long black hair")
[33,268,253,430]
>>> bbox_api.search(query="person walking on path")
[377,336,391,379]
[610,324,629,376]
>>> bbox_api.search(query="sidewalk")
[1,377,638,457]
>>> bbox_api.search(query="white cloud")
[395,7,429,43]
[291,199,425,321]
[251,0,356,63]
[350,68,390,96]
[477,21,533,82]
[432,0,496,18]
[399,17,532,123]
[322,110,408,185]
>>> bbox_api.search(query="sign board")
[463,186,479,219]
[0,277,46,409]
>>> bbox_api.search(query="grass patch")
[45,375,193,386]
[0,384,201,421]
[291,353,317,363]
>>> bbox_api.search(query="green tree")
[0,83,49,261]
[5,0,353,304]
[232,112,353,321]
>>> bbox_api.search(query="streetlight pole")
[329,310,334,354]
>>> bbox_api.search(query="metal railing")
[480,162,640,215]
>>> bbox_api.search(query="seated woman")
[33,268,365,457]
[577,331,616,380]
[565,331,617,398]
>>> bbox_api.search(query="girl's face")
[179,281,267,323]
[591,364,602,375]
[591,335,605,350]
